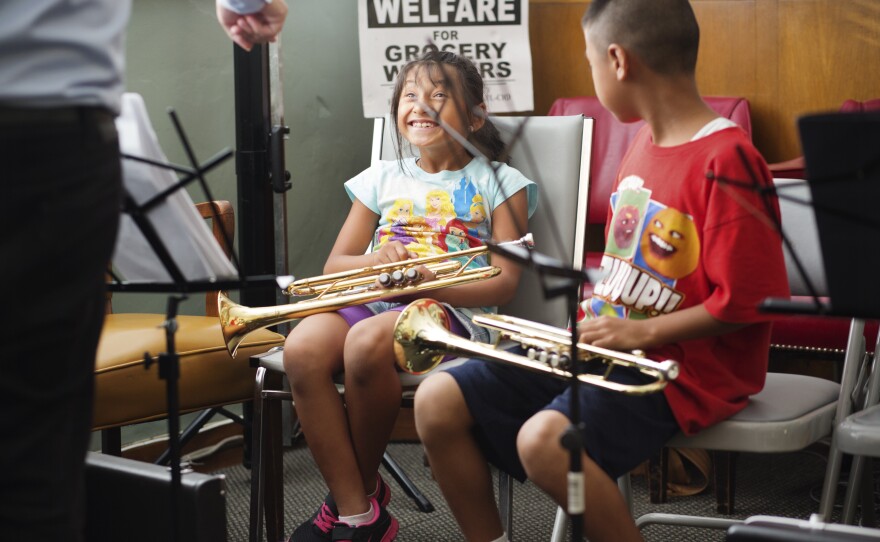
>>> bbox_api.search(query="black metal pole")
[232,44,277,309]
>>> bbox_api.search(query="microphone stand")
[486,242,589,541]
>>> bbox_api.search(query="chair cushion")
[667,373,839,452]
[93,313,285,430]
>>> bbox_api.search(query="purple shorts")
[337,301,468,338]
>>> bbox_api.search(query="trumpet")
[219,234,534,357]
[393,299,679,395]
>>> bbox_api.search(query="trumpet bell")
[393,298,454,374]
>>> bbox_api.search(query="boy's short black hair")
[582,0,700,75]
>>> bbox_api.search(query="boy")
[413,1,790,541]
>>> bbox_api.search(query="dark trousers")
[0,106,122,541]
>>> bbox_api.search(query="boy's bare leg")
[284,314,368,517]
[415,373,506,542]
[343,312,404,500]
[518,410,643,542]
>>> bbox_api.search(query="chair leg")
[550,506,567,542]
[498,471,514,541]
[249,367,286,542]
[648,447,669,504]
[713,450,737,514]
[618,473,633,515]
[381,452,434,512]
[101,427,123,456]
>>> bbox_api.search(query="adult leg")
[518,411,643,542]
[0,109,121,541]
[415,373,505,542]
[340,311,402,516]
[283,314,366,512]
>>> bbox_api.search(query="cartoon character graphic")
[425,189,456,230]
[606,176,650,259]
[386,198,414,225]
[612,205,640,250]
[463,194,489,238]
[439,219,483,269]
[639,207,700,279]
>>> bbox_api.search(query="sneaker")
[290,476,392,542]
[331,498,399,542]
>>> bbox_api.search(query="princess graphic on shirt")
[425,189,456,230]
[463,194,489,238]
[438,218,483,269]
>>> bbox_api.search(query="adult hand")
[216,0,288,52]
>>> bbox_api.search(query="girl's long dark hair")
[389,47,507,165]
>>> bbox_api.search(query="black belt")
[0,105,115,127]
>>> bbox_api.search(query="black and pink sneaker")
[290,475,391,542]
[330,497,398,542]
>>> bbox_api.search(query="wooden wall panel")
[528,0,880,163]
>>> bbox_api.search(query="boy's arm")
[577,304,745,352]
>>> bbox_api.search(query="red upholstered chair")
[768,98,880,180]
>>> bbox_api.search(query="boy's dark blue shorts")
[445,349,680,481]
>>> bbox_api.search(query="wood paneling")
[528,0,880,162]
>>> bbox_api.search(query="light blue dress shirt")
[0,0,132,114]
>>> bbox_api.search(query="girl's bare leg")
[415,373,506,542]
[341,312,403,514]
[284,313,366,515]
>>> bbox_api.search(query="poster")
[358,0,533,118]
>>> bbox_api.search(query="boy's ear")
[470,102,488,132]
[608,43,629,81]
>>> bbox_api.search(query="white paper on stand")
[111,93,238,283]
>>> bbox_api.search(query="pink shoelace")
[313,502,337,533]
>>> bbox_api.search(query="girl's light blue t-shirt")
[345,156,537,271]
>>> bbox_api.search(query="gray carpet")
[216,440,865,541]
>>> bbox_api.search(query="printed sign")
[358,0,534,118]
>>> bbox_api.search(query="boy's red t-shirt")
[582,125,789,434]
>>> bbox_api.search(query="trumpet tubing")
[219,234,533,357]
[286,234,533,297]
[393,299,679,395]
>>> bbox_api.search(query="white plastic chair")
[247,114,594,542]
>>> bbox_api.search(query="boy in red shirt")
[414,0,790,541]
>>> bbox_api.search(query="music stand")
[760,111,880,319]
[109,93,275,542]
[487,242,593,542]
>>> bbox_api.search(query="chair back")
[774,178,828,297]
[547,96,752,229]
[371,115,592,327]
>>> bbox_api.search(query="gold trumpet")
[393,298,679,395]
[219,234,534,357]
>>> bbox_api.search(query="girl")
[284,49,537,542]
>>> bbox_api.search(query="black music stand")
[752,111,880,319]
[109,95,275,542]
[487,243,593,542]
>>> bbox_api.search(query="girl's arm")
[576,304,746,352]
[324,200,414,273]
[400,187,530,308]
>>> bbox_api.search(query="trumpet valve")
[404,267,423,283]
[377,272,393,287]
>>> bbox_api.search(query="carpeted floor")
[216,439,868,541]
